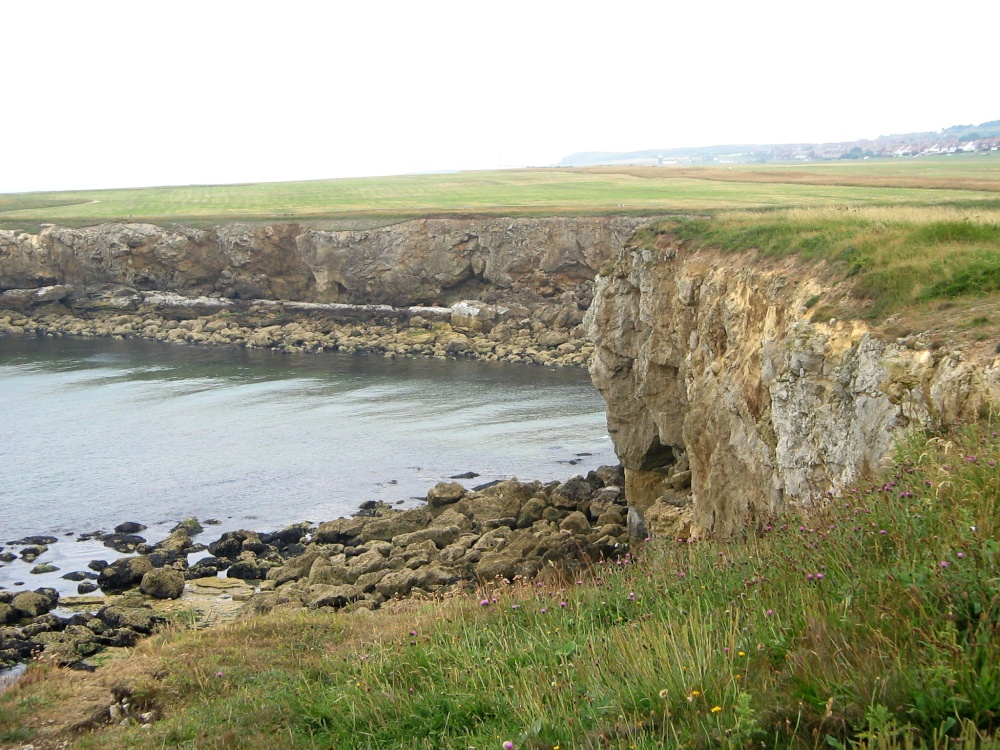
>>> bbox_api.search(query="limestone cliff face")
[586,234,1000,538]
[0,217,645,311]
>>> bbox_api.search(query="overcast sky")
[2,1,997,194]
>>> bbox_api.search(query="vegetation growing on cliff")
[4,424,1000,749]
[634,205,1000,320]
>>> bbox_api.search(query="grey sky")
[2,0,997,193]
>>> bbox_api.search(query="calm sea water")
[0,336,615,595]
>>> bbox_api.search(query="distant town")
[558,119,1000,167]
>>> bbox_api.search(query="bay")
[0,336,615,595]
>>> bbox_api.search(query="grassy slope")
[4,427,1000,749]
[1,156,999,231]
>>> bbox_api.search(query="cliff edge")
[586,231,1000,538]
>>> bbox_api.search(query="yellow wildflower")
[711,706,722,713]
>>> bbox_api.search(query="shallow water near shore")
[0,336,615,596]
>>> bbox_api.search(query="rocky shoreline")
[0,465,648,671]
[0,287,595,368]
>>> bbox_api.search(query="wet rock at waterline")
[0,466,642,668]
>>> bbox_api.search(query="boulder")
[516,497,549,528]
[114,522,147,534]
[392,525,462,549]
[475,554,517,582]
[313,517,366,545]
[208,530,261,558]
[266,550,322,585]
[61,570,98,582]
[308,556,352,586]
[429,508,472,532]
[375,566,457,598]
[267,522,312,546]
[96,628,142,648]
[427,482,466,506]
[98,556,154,592]
[157,528,192,553]
[346,549,399,581]
[9,535,58,546]
[140,569,185,599]
[559,511,592,536]
[551,476,594,509]
[305,584,363,609]
[97,605,160,634]
[0,603,16,625]
[170,517,203,535]
[226,555,275,581]
[361,510,431,542]
[11,591,55,618]
[103,533,146,553]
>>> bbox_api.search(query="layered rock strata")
[586,234,1000,538]
[0,216,646,365]
[0,217,645,309]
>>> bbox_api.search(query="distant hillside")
[558,119,1000,167]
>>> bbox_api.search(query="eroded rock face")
[0,217,645,309]
[586,237,1000,538]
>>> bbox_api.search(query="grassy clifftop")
[632,205,1000,358]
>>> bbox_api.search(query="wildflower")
[659,688,669,699]
[511,604,521,610]
[940,560,949,568]
[627,591,636,601]
[766,609,774,616]
[711,706,722,713]
[216,671,223,677]
[738,651,746,657]
[560,601,567,608]
[504,742,515,750]
[692,690,701,696]
[540,608,548,614]
[410,630,417,636]
[958,552,965,559]
[816,573,824,580]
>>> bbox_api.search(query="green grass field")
[1,155,998,231]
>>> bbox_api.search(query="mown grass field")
[4,425,1000,749]
[0,155,998,232]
